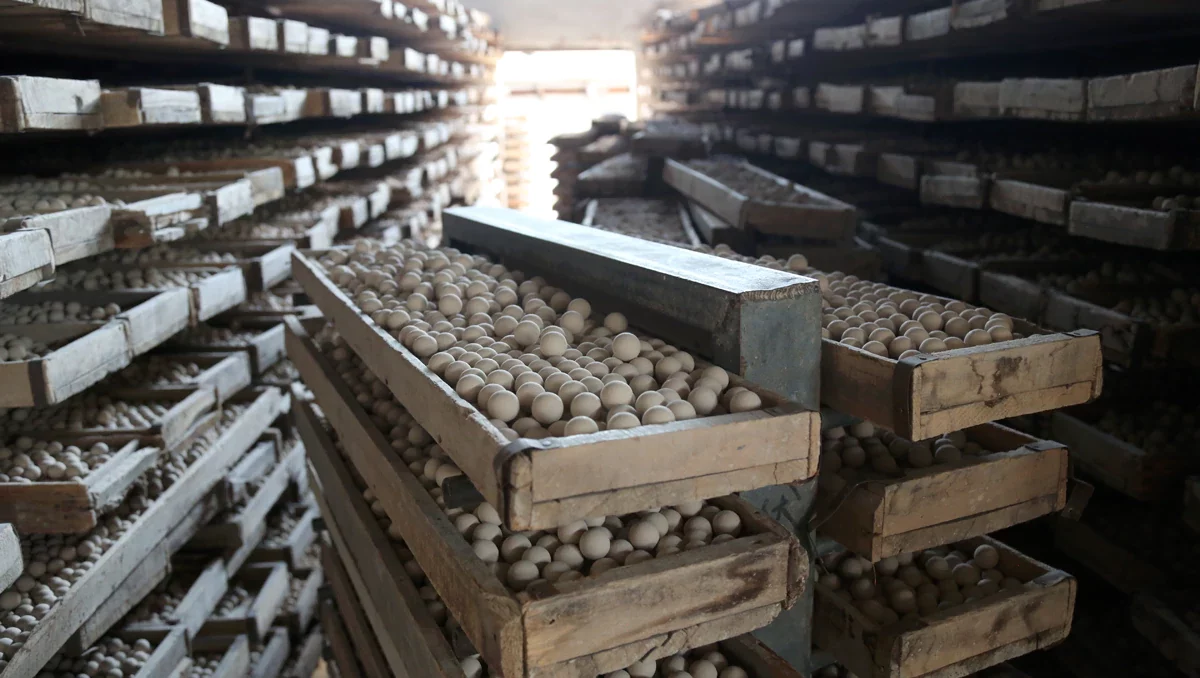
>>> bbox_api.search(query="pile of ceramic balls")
[113,357,206,388]
[173,325,258,348]
[124,577,189,625]
[820,273,1021,357]
[43,266,216,292]
[0,192,107,218]
[0,334,49,363]
[820,421,992,478]
[0,500,145,667]
[1112,290,1200,326]
[186,653,225,677]
[0,439,118,483]
[1095,401,1198,454]
[0,300,121,325]
[589,198,694,244]
[317,240,767,440]
[34,637,157,678]
[94,245,237,267]
[686,160,805,203]
[261,503,311,549]
[598,647,754,678]
[819,542,1027,624]
[0,396,172,434]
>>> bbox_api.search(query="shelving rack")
[0,0,499,674]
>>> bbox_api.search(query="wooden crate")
[816,84,866,114]
[0,389,282,678]
[821,309,1102,441]
[0,439,160,534]
[1052,515,1163,594]
[0,288,190,407]
[0,75,102,132]
[814,537,1076,678]
[3,204,114,267]
[249,503,320,570]
[664,159,857,240]
[953,82,1004,119]
[120,351,252,404]
[999,78,1087,121]
[1131,594,1200,678]
[229,15,278,50]
[921,249,983,303]
[816,423,1069,561]
[192,442,297,550]
[199,562,290,643]
[190,83,245,124]
[297,398,805,678]
[1088,64,1199,121]
[99,627,191,678]
[119,559,229,643]
[188,635,252,678]
[281,567,323,639]
[868,86,944,122]
[303,88,362,119]
[0,523,20,591]
[285,280,819,529]
[162,0,229,45]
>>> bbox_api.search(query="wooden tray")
[1051,407,1189,501]
[814,537,1076,678]
[118,351,253,404]
[297,398,805,678]
[953,82,1003,119]
[1051,515,1163,594]
[319,542,391,678]
[989,171,1084,226]
[0,75,102,132]
[921,167,990,210]
[1068,197,1200,250]
[1088,64,1199,121]
[921,249,983,303]
[0,439,159,533]
[0,288,191,407]
[816,423,1069,561]
[1131,593,1200,677]
[169,321,286,375]
[284,627,325,678]
[821,304,1103,440]
[285,284,818,529]
[199,562,290,643]
[0,388,282,678]
[663,159,857,241]
[281,567,323,639]
[999,78,1087,121]
[119,559,229,643]
[188,635,253,678]
[876,153,922,191]
[0,229,55,300]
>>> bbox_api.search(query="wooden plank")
[117,559,229,643]
[817,424,1069,561]
[0,229,54,299]
[284,628,324,678]
[251,627,292,678]
[300,412,466,678]
[0,524,23,592]
[163,0,229,45]
[199,562,290,642]
[1068,199,1200,250]
[281,567,322,639]
[954,82,1003,119]
[320,600,363,678]
[294,368,803,676]
[195,83,246,124]
[101,87,203,127]
[321,544,391,678]
[989,173,1077,226]
[999,78,1088,121]
[921,173,989,210]
[816,84,865,114]
[290,256,819,529]
[814,536,1075,678]
[229,15,279,51]
[0,76,102,132]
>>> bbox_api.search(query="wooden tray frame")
[814,536,1076,678]
[664,159,857,240]
[120,351,252,404]
[296,385,804,677]
[1130,593,1200,677]
[1051,407,1189,501]
[119,559,229,643]
[284,627,325,678]
[188,635,253,678]
[0,287,191,407]
[169,321,285,375]
[250,503,319,571]
[285,279,818,530]
[319,542,392,678]
[281,566,322,639]
[816,423,1068,561]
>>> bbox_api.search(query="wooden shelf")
[288,268,819,529]
[296,392,806,677]
[816,423,1069,561]
[0,387,284,678]
[814,536,1076,678]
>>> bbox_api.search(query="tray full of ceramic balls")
[813,537,1076,678]
[290,240,819,530]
